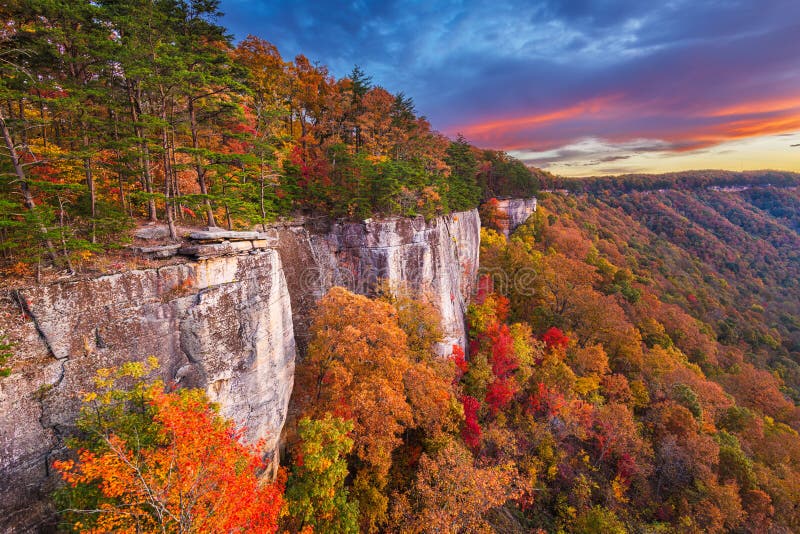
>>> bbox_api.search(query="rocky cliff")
[495,197,538,236]
[0,250,296,532]
[0,208,480,532]
[272,209,480,354]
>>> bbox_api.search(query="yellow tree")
[294,287,413,532]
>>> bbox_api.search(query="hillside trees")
[291,286,504,532]
[283,415,359,534]
[292,287,463,530]
[3,0,537,276]
[474,192,800,532]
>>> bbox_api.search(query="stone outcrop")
[495,197,537,236]
[0,251,295,532]
[273,209,480,354]
[0,208,481,532]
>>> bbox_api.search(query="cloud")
[220,0,800,173]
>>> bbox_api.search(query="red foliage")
[225,138,250,155]
[475,275,493,304]
[54,389,285,533]
[485,377,518,415]
[30,87,68,99]
[527,382,565,417]
[288,144,329,189]
[487,323,518,378]
[460,395,482,449]
[616,453,637,483]
[540,327,570,350]
[452,344,468,375]
[493,294,510,324]
[231,121,257,136]
[480,197,509,233]
[181,205,197,218]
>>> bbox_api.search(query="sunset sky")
[220,0,800,176]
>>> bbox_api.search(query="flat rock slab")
[189,230,260,242]
[132,244,181,259]
[179,242,236,258]
[134,225,171,240]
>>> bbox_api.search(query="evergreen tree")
[444,133,480,211]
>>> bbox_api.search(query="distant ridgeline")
[0,0,538,273]
[539,169,800,194]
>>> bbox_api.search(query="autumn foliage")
[292,286,463,532]
[53,360,284,533]
[541,326,570,350]
[462,193,800,532]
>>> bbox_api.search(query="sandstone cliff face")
[0,251,295,532]
[273,209,480,354]
[0,208,480,532]
[496,197,537,236]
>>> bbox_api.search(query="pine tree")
[444,133,480,211]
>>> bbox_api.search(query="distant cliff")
[495,197,538,236]
[272,209,480,354]
[0,207,482,532]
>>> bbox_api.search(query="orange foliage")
[54,388,284,533]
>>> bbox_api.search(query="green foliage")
[52,358,165,526]
[444,134,481,211]
[716,431,757,490]
[284,416,359,534]
[476,148,542,199]
[571,506,627,534]
[672,383,702,420]
[3,1,524,274]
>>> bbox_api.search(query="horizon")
[220,0,800,177]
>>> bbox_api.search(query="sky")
[219,0,800,176]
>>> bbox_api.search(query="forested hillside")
[538,187,800,402]
[0,0,537,274]
[269,185,800,533]
[466,186,800,531]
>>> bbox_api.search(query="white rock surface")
[1,251,295,532]
[274,209,480,354]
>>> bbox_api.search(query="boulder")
[132,244,181,259]
[134,225,170,240]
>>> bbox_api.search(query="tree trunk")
[188,99,215,227]
[110,110,127,212]
[81,123,96,243]
[127,83,157,221]
[161,107,177,241]
[0,109,58,263]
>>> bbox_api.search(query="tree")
[479,197,509,233]
[293,286,464,532]
[284,415,359,534]
[53,359,284,533]
[294,287,413,532]
[444,134,480,211]
[571,506,627,534]
[390,440,514,533]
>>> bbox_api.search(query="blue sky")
[220,0,800,176]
